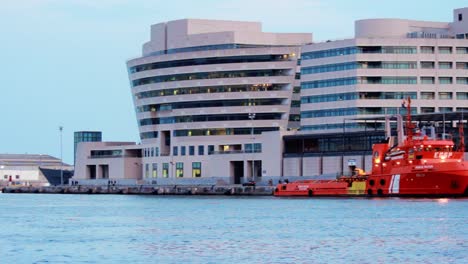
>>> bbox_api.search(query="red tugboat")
[275,98,468,197]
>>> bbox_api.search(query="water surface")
[0,194,466,263]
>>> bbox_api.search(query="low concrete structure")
[0,154,73,187]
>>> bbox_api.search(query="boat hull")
[274,167,468,197]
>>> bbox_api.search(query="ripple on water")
[0,195,467,263]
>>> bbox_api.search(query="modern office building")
[74,131,102,162]
[300,7,468,133]
[125,19,310,183]
[74,7,468,185]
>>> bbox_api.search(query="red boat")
[275,98,468,197]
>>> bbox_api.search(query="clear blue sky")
[0,0,464,164]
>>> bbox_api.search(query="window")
[439,77,452,84]
[244,144,253,153]
[421,107,435,113]
[438,92,452,100]
[15,175,20,179]
[459,13,463,21]
[208,145,215,155]
[145,164,150,178]
[155,147,159,156]
[438,47,452,54]
[162,163,169,178]
[192,162,201,177]
[421,61,435,69]
[254,143,262,153]
[420,77,435,84]
[3,175,7,179]
[152,163,157,178]
[173,146,178,156]
[421,92,435,100]
[457,92,468,100]
[420,46,434,54]
[439,107,452,112]
[456,62,468,69]
[189,146,195,156]
[176,162,184,178]
[198,145,204,155]
[438,62,452,69]
[457,77,468,84]
[181,146,186,156]
[456,47,468,54]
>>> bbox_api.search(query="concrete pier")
[1,185,275,196]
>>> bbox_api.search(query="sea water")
[0,194,466,263]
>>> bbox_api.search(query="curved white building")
[74,8,467,184]
[300,7,468,132]
[127,19,312,182]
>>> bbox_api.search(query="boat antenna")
[459,111,465,152]
[405,97,413,143]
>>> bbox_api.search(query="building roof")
[0,154,71,167]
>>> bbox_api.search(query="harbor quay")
[1,184,275,196]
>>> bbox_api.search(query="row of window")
[301,61,468,75]
[301,107,417,118]
[130,54,293,73]
[90,150,123,158]
[420,77,468,85]
[173,127,279,137]
[135,84,282,99]
[136,99,285,113]
[147,43,297,57]
[132,69,290,87]
[301,77,417,89]
[300,91,468,104]
[302,76,468,89]
[139,113,283,126]
[144,162,202,178]
[140,127,279,140]
[302,46,468,60]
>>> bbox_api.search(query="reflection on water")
[0,195,466,263]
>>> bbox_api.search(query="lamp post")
[59,126,63,186]
[248,112,256,181]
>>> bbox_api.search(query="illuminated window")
[192,162,201,177]
[152,163,157,178]
[176,162,184,178]
[162,163,169,178]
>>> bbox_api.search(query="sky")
[0,0,464,164]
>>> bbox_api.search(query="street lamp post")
[59,126,64,186]
[248,113,256,181]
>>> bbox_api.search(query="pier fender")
[308,189,314,197]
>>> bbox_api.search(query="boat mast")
[405,97,413,144]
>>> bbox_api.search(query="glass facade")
[301,46,416,60]
[132,69,289,87]
[139,113,283,126]
[74,131,102,163]
[173,127,279,137]
[135,84,282,99]
[147,43,297,57]
[130,54,292,73]
[136,99,285,113]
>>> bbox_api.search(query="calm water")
[0,194,466,264]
